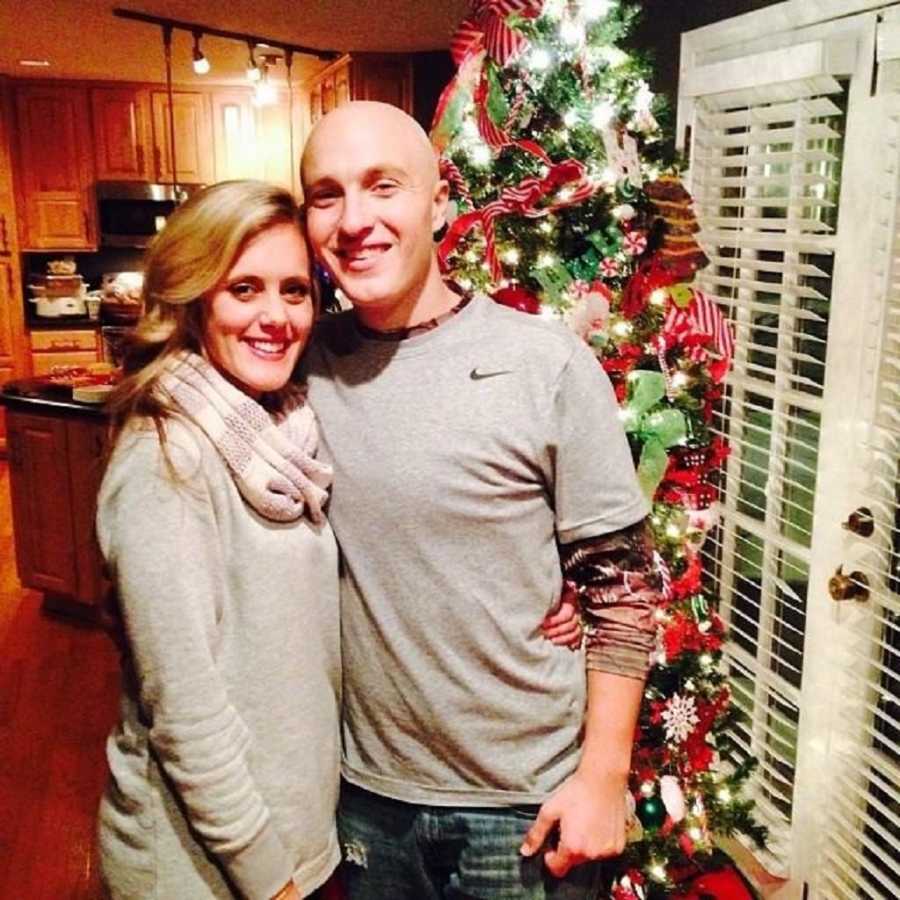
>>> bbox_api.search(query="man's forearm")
[577,669,644,781]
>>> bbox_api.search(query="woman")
[97,180,337,900]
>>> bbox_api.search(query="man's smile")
[339,244,392,270]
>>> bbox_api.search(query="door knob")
[828,566,870,602]
[842,506,874,538]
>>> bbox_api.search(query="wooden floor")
[0,461,120,899]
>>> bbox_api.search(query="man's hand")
[541,582,582,649]
[519,768,627,877]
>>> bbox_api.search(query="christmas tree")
[432,1,767,897]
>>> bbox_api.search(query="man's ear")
[432,179,450,233]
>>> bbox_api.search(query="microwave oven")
[97,181,196,248]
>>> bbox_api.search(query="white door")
[679,3,900,896]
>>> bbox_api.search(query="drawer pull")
[50,341,80,351]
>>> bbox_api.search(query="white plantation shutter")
[679,4,900,895]
[687,72,848,875]
[813,105,900,900]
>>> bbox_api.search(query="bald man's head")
[301,101,440,190]
[300,101,450,323]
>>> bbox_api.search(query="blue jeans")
[337,782,605,900]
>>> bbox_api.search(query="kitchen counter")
[26,314,100,331]
[1,378,108,418]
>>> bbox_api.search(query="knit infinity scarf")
[158,351,333,524]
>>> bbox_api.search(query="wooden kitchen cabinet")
[0,79,26,450]
[6,407,108,614]
[0,260,21,368]
[308,54,413,126]
[91,86,154,181]
[13,83,97,250]
[212,89,257,182]
[151,90,214,184]
[29,328,99,376]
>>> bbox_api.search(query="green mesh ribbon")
[624,371,687,498]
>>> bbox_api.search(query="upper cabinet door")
[212,89,257,182]
[91,86,153,181]
[14,84,96,250]
[151,91,214,184]
[350,55,413,113]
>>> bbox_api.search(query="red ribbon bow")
[450,0,544,67]
[438,158,597,282]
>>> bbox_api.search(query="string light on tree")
[560,18,585,45]
[591,100,616,128]
[582,0,614,21]
[529,47,552,70]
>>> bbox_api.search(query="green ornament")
[533,262,573,304]
[637,795,666,831]
[691,594,710,619]
[569,248,600,282]
[587,229,620,257]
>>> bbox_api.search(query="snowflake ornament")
[662,692,699,743]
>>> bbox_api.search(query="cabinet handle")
[0,213,7,254]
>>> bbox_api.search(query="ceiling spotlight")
[191,31,210,75]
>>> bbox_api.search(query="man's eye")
[373,181,399,194]
[309,191,339,207]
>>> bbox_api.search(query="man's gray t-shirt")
[305,294,649,805]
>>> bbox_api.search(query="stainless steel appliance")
[97,182,197,248]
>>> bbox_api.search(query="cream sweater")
[96,418,341,899]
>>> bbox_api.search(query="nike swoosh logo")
[470,368,513,381]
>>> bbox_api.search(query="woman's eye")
[229,281,258,300]
[282,281,311,303]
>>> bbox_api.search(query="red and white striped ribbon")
[451,0,544,67]
[438,157,598,280]
[663,290,735,369]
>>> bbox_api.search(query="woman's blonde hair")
[106,180,304,443]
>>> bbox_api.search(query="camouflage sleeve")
[560,518,661,680]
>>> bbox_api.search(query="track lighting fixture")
[113,7,338,76]
[191,31,210,75]
[253,54,279,106]
[246,41,261,82]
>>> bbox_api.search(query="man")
[301,101,659,900]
